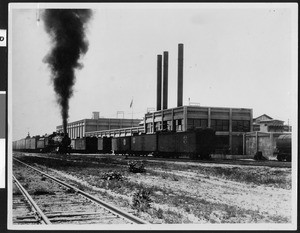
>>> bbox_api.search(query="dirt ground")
[13,153,292,224]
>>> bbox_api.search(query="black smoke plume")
[42,9,92,134]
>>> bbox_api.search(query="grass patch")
[14,154,291,224]
[164,209,183,224]
[146,161,291,189]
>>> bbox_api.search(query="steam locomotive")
[13,132,71,154]
[13,128,216,159]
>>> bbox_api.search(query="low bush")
[156,208,164,219]
[132,188,152,212]
[128,161,146,173]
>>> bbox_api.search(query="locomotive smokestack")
[163,51,169,110]
[157,55,162,111]
[177,44,184,107]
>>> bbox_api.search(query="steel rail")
[14,158,148,224]
[12,175,52,225]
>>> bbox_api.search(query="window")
[167,121,172,131]
[201,119,208,128]
[187,119,208,130]
[211,120,229,131]
[162,121,172,131]
[176,119,183,131]
[253,125,260,131]
[146,123,153,133]
[154,122,161,132]
[232,120,250,132]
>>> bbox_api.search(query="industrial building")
[57,112,142,139]
[84,44,254,155]
[142,43,252,155]
[144,106,252,155]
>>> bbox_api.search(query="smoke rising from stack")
[42,9,92,134]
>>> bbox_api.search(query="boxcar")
[19,139,26,150]
[37,138,46,151]
[131,134,157,156]
[23,137,37,151]
[74,138,85,152]
[97,137,112,154]
[157,129,215,159]
[157,132,177,157]
[73,137,98,153]
[25,138,31,150]
[29,137,37,151]
[112,136,131,155]
[70,139,76,151]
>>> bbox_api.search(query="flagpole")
[131,97,133,127]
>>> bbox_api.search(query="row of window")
[232,120,250,132]
[187,119,208,129]
[146,119,250,132]
[210,119,229,131]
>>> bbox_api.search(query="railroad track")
[15,151,291,168]
[13,158,147,225]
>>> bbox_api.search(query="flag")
[130,99,133,108]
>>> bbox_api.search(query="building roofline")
[253,114,273,120]
[145,105,252,115]
[56,117,143,128]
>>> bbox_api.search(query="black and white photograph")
[7,2,297,231]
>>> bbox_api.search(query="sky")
[9,3,298,141]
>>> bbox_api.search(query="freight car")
[12,135,38,152]
[131,134,157,156]
[158,129,215,159]
[71,137,98,153]
[274,134,291,162]
[13,132,71,154]
[112,136,131,155]
[112,128,216,159]
[97,137,112,154]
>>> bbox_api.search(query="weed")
[132,188,152,212]
[65,188,76,194]
[101,171,124,181]
[128,161,146,173]
[171,175,179,181]
[184,205,191,213]
[161,172,168,179]
[155,208,164,219]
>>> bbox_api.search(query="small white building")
[253,114,291,133]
